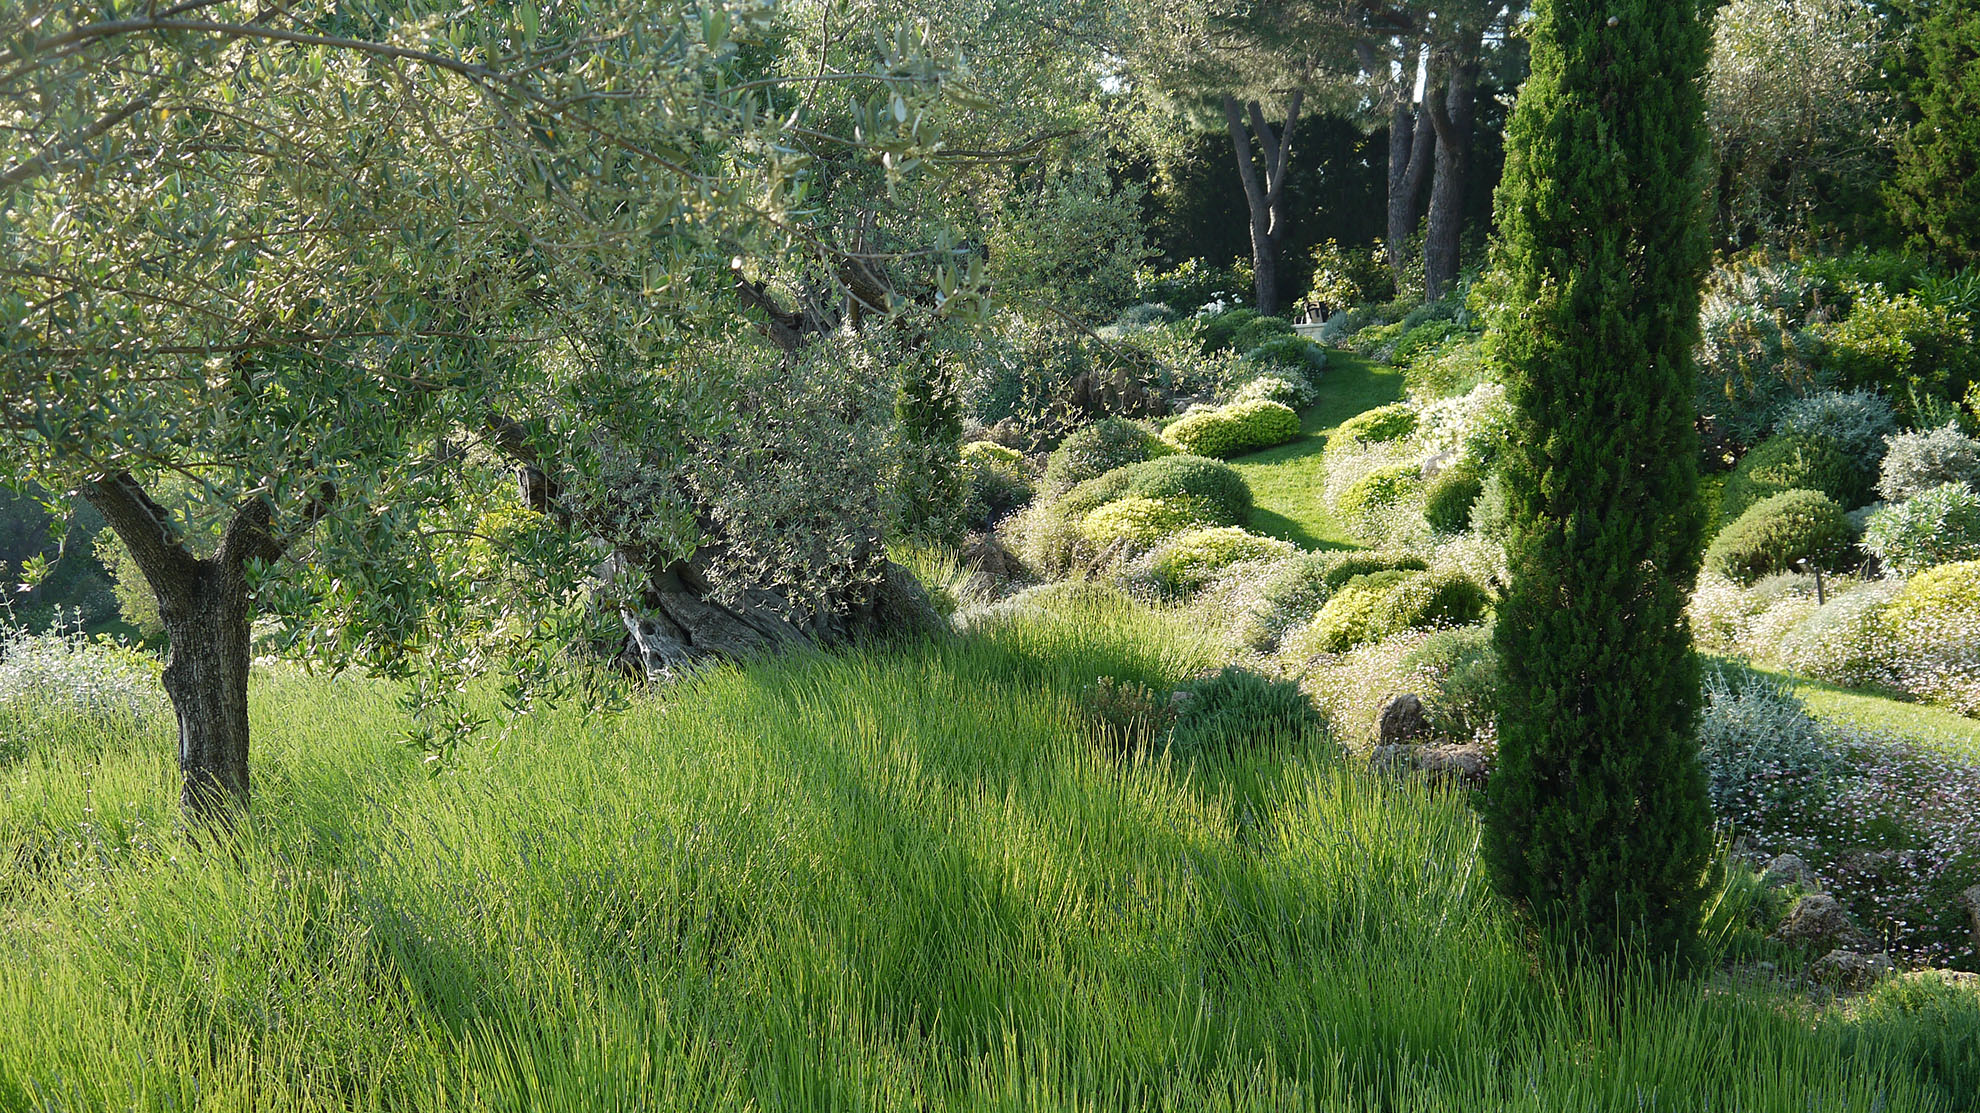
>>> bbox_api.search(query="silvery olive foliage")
[0,0,962,685]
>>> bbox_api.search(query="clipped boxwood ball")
[1146,526,1296,593]
[1077,496,1209,546]
[1062,454,1253,525]
[1334,402,1419,445]
[1162,399,1300,458]
[1886,560,1980,626]
[1423,463,1486,534]
[1720,433,1871,524]
[1319,552,1430,591]
[1041,418,1169,494]
[1338,464,1422,522]
[1704,488,1855,585]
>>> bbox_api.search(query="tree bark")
[1223,91,1302,317]
[1386,74,1437,291]
[1423,27,1484,302]
[82,474,322,826]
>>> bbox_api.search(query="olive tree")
[0,0,953,823]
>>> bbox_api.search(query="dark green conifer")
[1482,0,1715,958]
[1891,1,1980,267]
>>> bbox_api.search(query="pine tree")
[1891,1,1980,267]
[1482,0,1716,958]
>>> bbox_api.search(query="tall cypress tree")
[1482,0,1715,958]
[1890,1,1980,268]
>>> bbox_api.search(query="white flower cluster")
[0,619,164,737]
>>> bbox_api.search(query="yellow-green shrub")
[1078,497,1209,546]
[1161,400,1300,458]
[1335,403,1418,445]
[1146,527,1295,593]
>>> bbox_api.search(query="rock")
[1761,853,1822,891]
[961,532,1018,582]
[1415,744,1490,788]
[1963,884,1980,954]
[1771,893,1870,952]
[1377,694,1431,746]
[1811,950,1896,993]
[1836,848,1901,875]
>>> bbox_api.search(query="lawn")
[1750,661,1980,760]
[1232,351,1403,550]
[3,590,1975,1111]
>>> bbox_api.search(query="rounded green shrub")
[1862,482,1980,574]
[1146,526,1295,593]
[1391,569,1491,632]
[1390,319,1460,367]
[1338,465,1423,522]
[1243,334,1328,373]
[1423,463,1486,534]
[1077,497,1208,546]
[1720,433,1871,523]
[966,462,1032,525]
[961,440,1024,469]
[1703,489,1855,585]
[1166,665,1326,752]
[1771,389,1896,462]
[1889,559,1980,621]
[1161,399,1300,458]
[1304,570,1416,653]
[1062,454,1252,525]
[1228,315,1297,353]
[1319,551,1429,591]
[1041,418,1167,494]
[1198,308,1261,353]
[1334,402,1419,445]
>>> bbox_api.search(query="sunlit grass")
[1231,352,1404,551]
[1,592,1974,1111]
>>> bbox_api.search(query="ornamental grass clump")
[1165,665,1328,754]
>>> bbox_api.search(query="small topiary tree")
[1719,432,1872,523]
[1703,489,1855,584]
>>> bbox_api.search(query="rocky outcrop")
[1377,693,1431,746]
[1761,853,1822,891]
[1771,893,1870,953]
[1812,950,1896,992]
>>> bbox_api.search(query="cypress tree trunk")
[1482,0,1716,959]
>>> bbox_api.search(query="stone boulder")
[1771,893,1870,953]
[1761,853,1822,891]
[1964,884,1980,955]
[1370,742,1490,789]
[1811,950,1896,993]
[1377,693,1431,746]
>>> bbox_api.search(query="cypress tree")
[1482,0,1716,958]
[1890,1,1980,268]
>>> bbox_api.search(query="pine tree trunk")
[1424,32,1483,302]
[1225,94,1301,318]
[1386,85,1436,289]
[160,562,254,822]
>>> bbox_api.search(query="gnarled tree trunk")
[1224,92,1303,317]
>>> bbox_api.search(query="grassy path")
[1231,351,1403,550]
[1745,662,1980,760]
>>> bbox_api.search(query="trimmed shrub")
[1077,497,1209,546]
[1407,335,1500,399]
[1145,527,1294,594]
[961,440,1024,469]
[1166,665,1327,753]
[1703,489,1854,584]
[1884,561,1980,715]
[1228,315,1297,353]
[1861,481,1980,574]
[965,464,1032,526]
[1390,319,1460,367]
[1771,389,1898,462]
[1876,422,1980,503]
[1338,464,1422,523]
[1423,463,1486,534]
[1000,499,1092,580]
[1815,285,1980,415]
[1319,552,1429,591]
[1334,402,1418,445]
[1161,399,1300,458]
[1243,334,1328,374]
[1198,307,1261,353]
[1304,570,1416,653]
[1720,433,1871,523]
[1041,418,1168,494]
[1301,568,1487,654]
[1061,455,1251,525]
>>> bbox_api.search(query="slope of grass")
[1747,661,1980,760]
[1231,352,1403,550]
[2,592,1976,1111]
